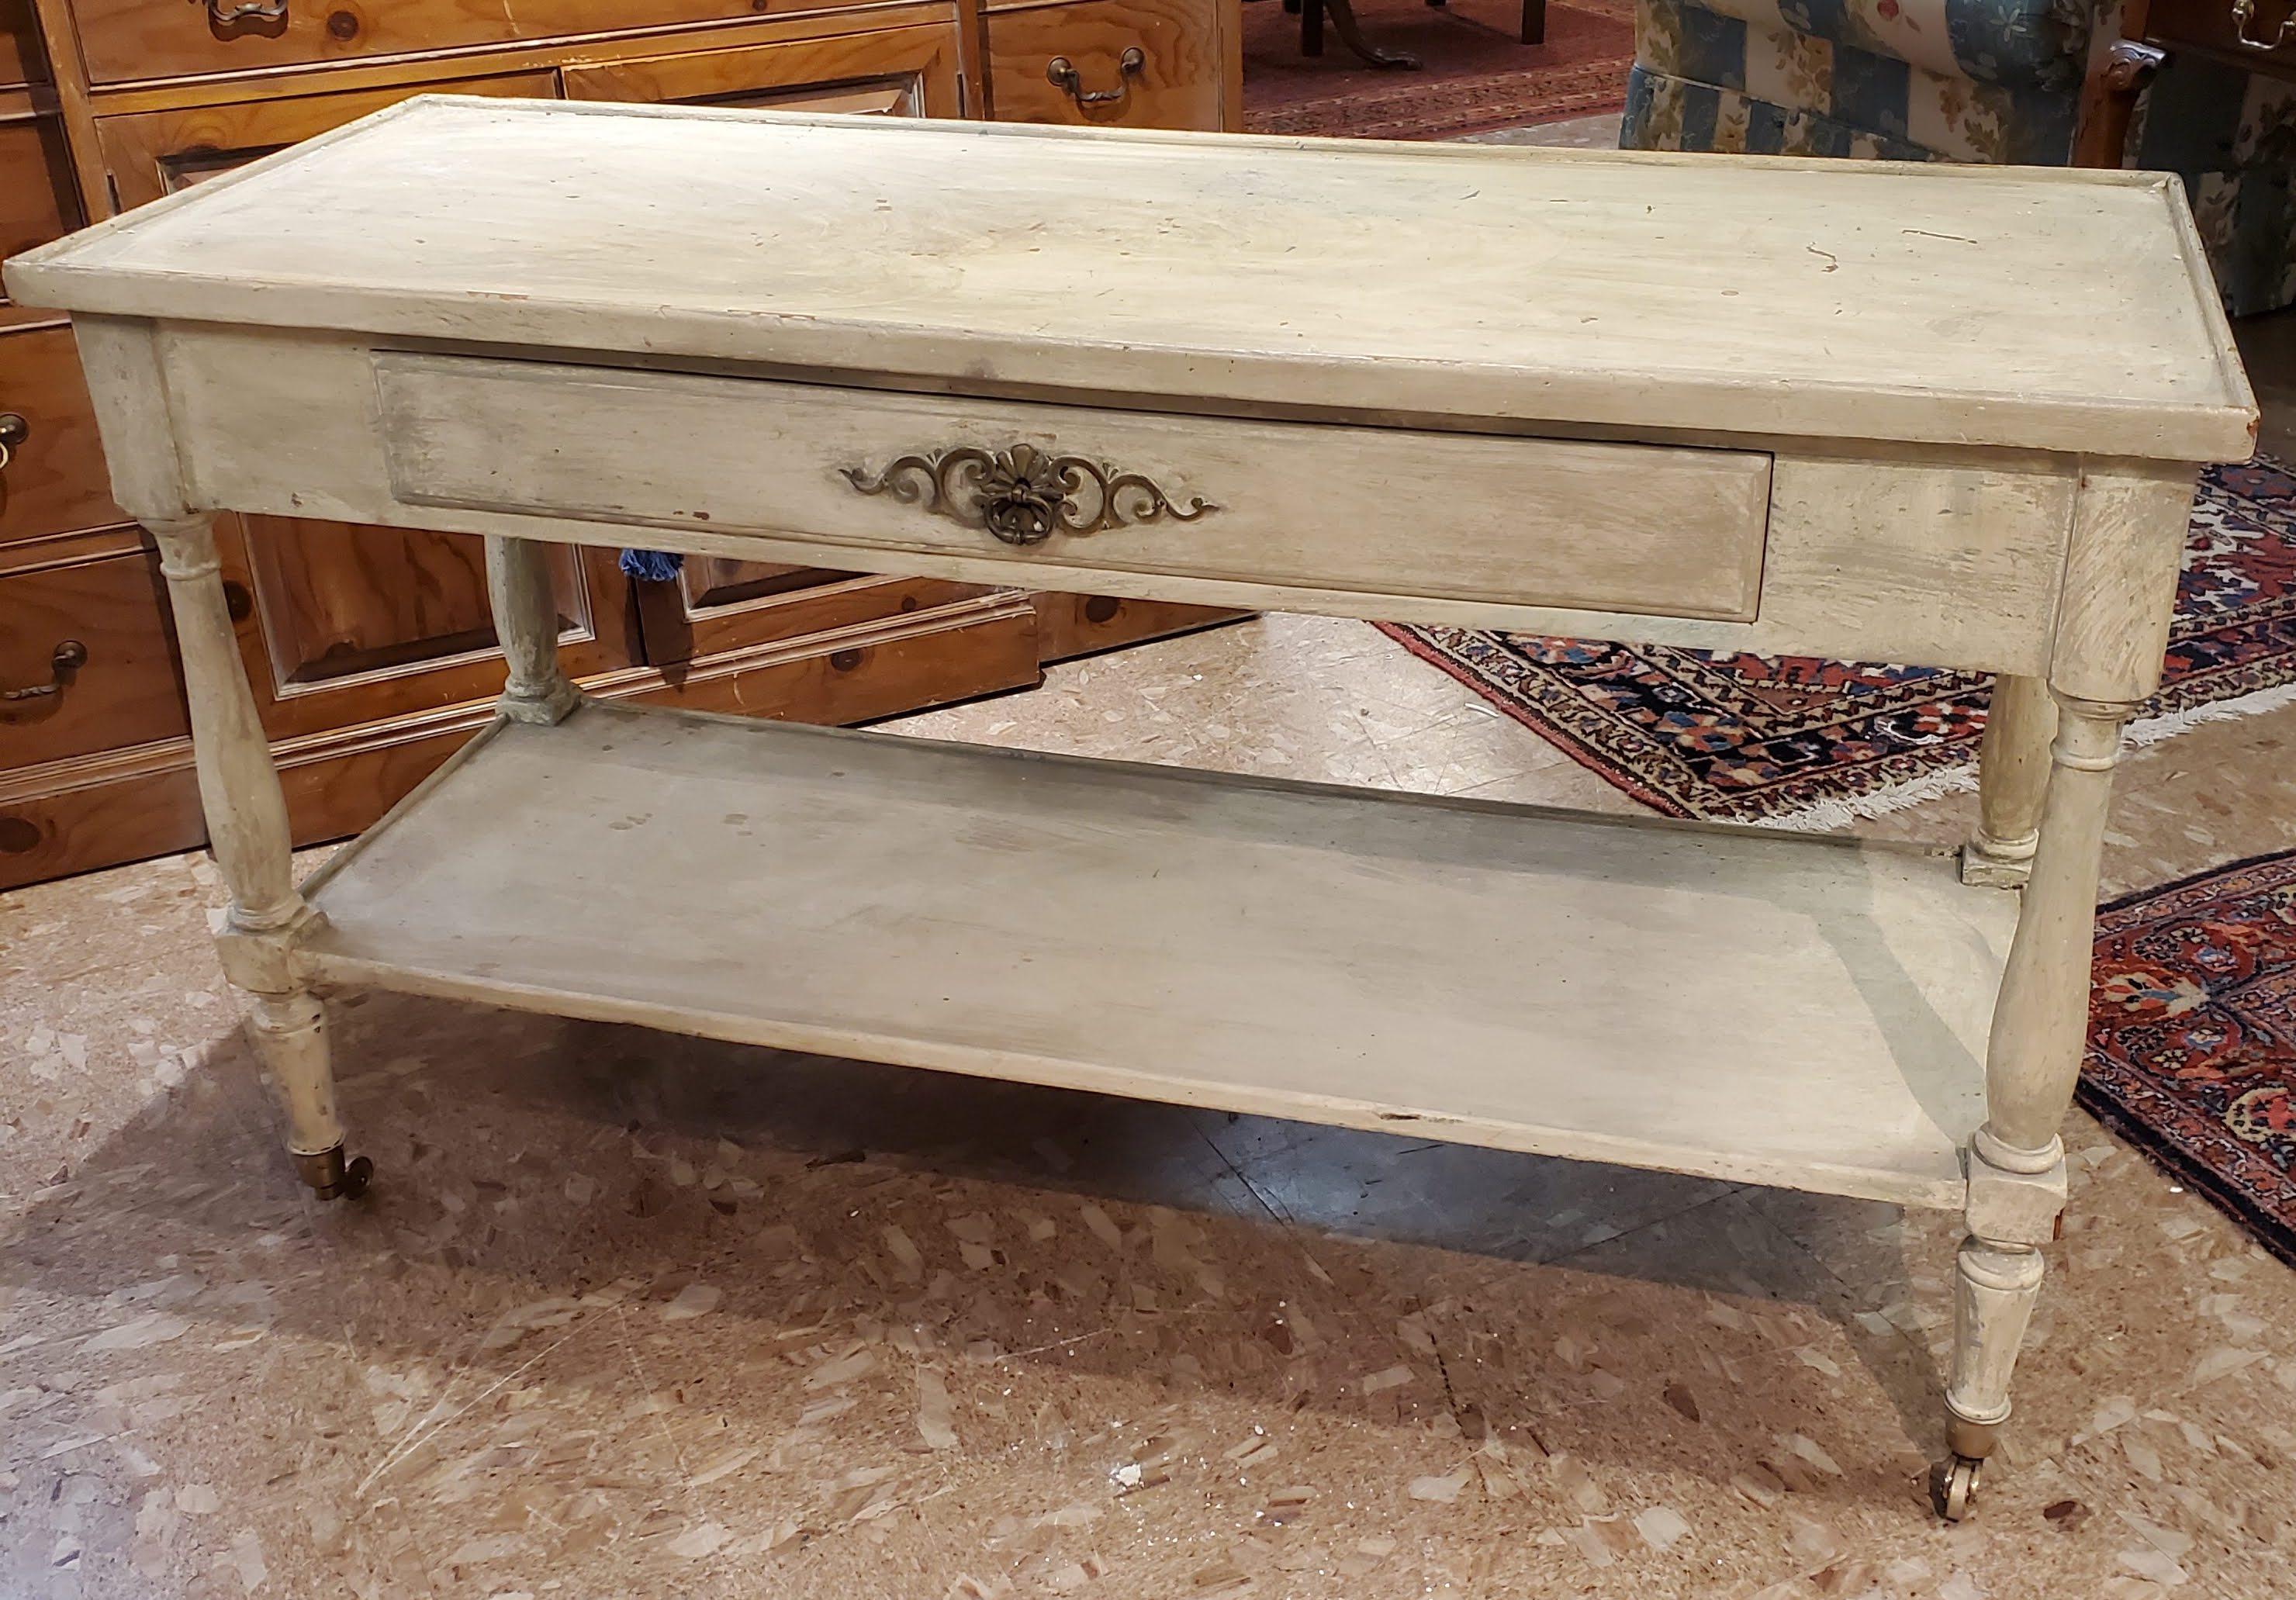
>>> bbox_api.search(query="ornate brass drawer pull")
[1,641,89,716]
[1047,49,1145,109]
[0,412,25,475]
[2230,0,2296,50]
[842,442,1212,548]
[208,0,291,36]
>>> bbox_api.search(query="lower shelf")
[298,700,2017,1209]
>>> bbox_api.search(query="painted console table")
[3,98,2255,1517]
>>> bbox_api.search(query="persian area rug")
[1243,0,1634,140]
[1380,457,2296,828]
[2086,851,2296,1267]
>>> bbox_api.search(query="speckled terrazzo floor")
[8,648,2296,1600]
[9,129,2296,1599]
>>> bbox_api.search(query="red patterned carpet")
[1243,0,1635,139]
[1382,456,2296,828]
[2087,851,2296,1265]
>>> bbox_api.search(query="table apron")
[156,322,2076,674]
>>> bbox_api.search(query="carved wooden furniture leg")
[1320,0,1421,67]
[2070,0,2164,169]
[486,536,580,725]
[1942,466,2192,1518]
[152,515,368,1200]
[1945,693,2125,1514]
[1963,672,2055,887]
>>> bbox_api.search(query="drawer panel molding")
[373,353,1775,624]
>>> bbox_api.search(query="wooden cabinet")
[986,0,1233,130]
[0,0,1240,887]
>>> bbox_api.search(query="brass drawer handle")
[842,442,1212,547]
[208,0,291,34]
[1,640,89,716]
[0,412,25,475]
[1047,48,1145,109]
[2230,0,2296,50]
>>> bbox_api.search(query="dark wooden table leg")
[1522,0,1546,43]
[1322,0,1422,67]
[1302,0,1324,56]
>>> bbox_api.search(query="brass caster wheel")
[293,1146,374,1201]
[1932,1455,1982,1522]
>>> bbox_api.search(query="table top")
[3,95,2256,461]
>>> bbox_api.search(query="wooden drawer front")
[0,545,188,771]
[562,26,965,118]
[2147,0,2296,65]
[67,0,885,86]
[0,1,43,88]
[2,115,82,329]
[988,0,1224,130]
[1,326,129,545]
[375,356,1772,623]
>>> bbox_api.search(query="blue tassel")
[619,548,685,582]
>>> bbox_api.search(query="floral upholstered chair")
[1618,0,2296,315]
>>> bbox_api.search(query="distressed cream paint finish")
[3,97,2255,1519]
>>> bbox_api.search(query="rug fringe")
[2125,679,2296,748]
[1756,679,2296,834]
[1760,763,1979,833]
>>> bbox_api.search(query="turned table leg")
[486,535,580,725]
[153,516,368,1200]
[1942,464,2192,1518]
[1945,693,2127,1515]
[1963,673,2055,888]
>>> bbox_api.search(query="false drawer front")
[67,0,862,85]
[987,0,1226,130]
[374,354,1772,623]
[0,544,188,772]
[2,325,129,546]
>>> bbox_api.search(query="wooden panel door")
[92,73,645,740]
[562,28,995,667]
